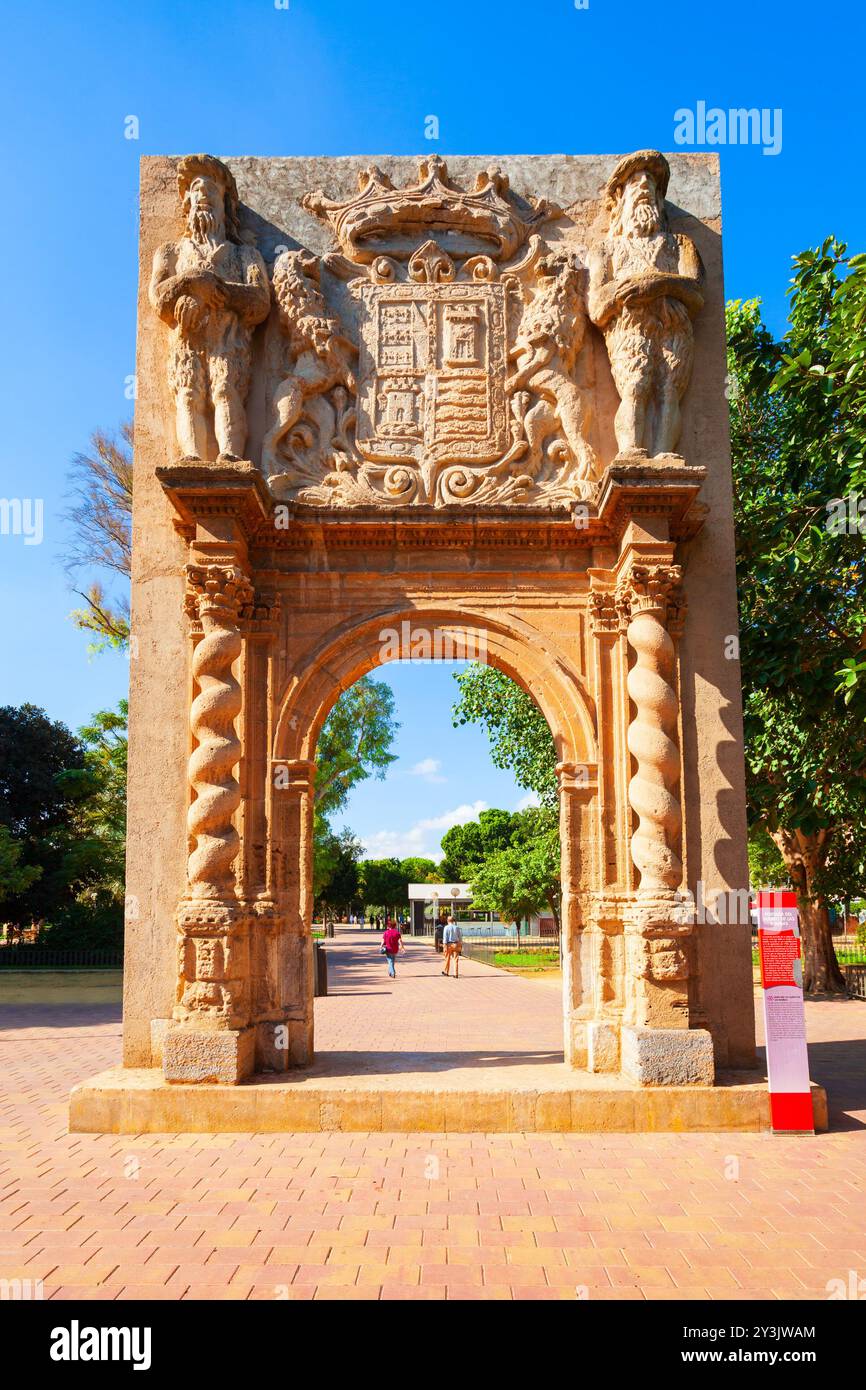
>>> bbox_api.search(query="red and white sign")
[757,889,814,1133]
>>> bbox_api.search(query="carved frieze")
[150,151,708,511]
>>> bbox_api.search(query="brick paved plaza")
[2,931,865,1301]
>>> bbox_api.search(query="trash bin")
[434,924,444,954]
[313,940,328,997]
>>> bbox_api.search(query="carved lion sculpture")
[506,253,597,497]
[261,250,357,480]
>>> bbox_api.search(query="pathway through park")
[1,928,865,1300]
[311,929,564,1077]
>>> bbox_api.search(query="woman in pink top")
[382,924,403,978]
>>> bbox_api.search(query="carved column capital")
[588,589,620,637]
[184,562,254,627]
[240,590,282,638]
[615,562,684,627]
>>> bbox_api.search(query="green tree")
[0,826,42,912]
[470,810,561,934]
[438,805,562,934]
[317,828,362,921]
[399,857,440,886]
[0,704,86,926]
[451,666,557,808]
[727,238,866,992]
[358,858,406,917]
[439,808,521,880]
[748,826,788,891]
[315,677,399,818]
[55,702,128,905]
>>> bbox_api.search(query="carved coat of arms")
[262,158,599,508]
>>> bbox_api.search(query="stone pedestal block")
[163,1025,256,1084]
[621,1025,714,1087]
[587,1021,620,1072]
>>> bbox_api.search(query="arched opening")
[270,607,599,1077]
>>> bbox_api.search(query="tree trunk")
[770,827,847,995]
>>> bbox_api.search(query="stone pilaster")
[615,561,712,1083]
[157,461,274,1084]
[269,757,316,1067]
[595,462,713,1085]
[557,759,598,1068]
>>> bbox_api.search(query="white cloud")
[408,757,446,783]
[515,791,541,811]
[360,799,488,860]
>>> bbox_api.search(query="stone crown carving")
[303,157,556,263]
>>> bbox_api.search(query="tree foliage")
[451,666,557,808]
[441,805,561,933]
[439,808,523,880]
[315,826,362,916]
[727,238,866,992]
[0,826,41,905]
[0,703,127,945]
[315,678,399,819]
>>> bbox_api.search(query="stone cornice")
[156,458,708,554]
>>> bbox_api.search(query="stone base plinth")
[162,1026,255,1084]
[622,1025,715,1086]
[69,1066,828,1135]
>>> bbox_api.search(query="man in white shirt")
[441,918,463,978]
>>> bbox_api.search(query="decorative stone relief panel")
[150,151,708,510]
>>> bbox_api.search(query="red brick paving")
[1,932,864,1300]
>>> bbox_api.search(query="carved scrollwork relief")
[150,150,708,510]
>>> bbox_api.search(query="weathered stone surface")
[162,1024,255,1085]
[97,149,757,1117]
[69,1065,828,1134]
[622,1025,715,1086]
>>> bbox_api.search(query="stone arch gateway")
[71,150,766,1133]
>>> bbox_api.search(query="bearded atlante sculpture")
[588,151,704,459]
[150,155,270,461]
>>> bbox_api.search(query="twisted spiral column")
[170,562,253,1040]
[622,565,683,893]
[185,564,252,897]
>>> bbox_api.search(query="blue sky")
[1,0,864,859]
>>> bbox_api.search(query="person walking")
[382,921,403,978]
[441,917,463,978]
